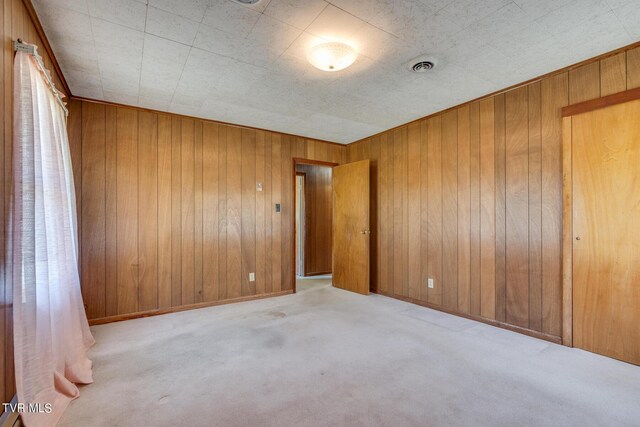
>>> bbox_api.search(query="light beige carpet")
[60,278,640,426]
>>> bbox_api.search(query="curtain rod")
[14,39,69,117]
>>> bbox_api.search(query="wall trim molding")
[562,87,640,117]
[376,291,563,345]
[88,290,293,326]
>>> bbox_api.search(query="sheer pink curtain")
[12,50,94,426]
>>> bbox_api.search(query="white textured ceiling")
[35,0,639,143]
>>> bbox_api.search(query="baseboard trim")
[88,290,294,325]
[376,291,562,345]
[303,271,332,277]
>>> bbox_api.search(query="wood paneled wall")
[67,99,346,322]
[2,4,639,409]
[295,164,332,275]
[347,45,640,342]
[1,0,68,408]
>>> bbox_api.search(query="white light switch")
[249,273,255,282]
[256,182,263,191]
[428,278,434,289]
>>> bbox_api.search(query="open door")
[332,160,370,295]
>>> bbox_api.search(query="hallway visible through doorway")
[295,163,333,279]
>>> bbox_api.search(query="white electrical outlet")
[249,273,255,282]
[428,278,434,289]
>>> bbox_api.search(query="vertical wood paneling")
[528,82,543,332]
[138,111,158,311]
[316,138,328,161]
[469,102,481,316]
[442,110,458,310]
[369,135,380,293]
[5,0,342,402]
[194,121,203,303]
[105,106,117,316]
[157,115,172,308]
[264,133,273,293]
[541,73,567,337]
[255,131,266,294]
[379,133,392,294]
[271,134,282,292]
[81,102,106,319]
[479,98,496,319]
[295,137,305,159]
[306,139,316,160]
[202,122,219,301]
[627,47,640,89]
[457,106,471,314]
[281,136,292,291]
[505,86,529,328]
[569,62,600,104]
[420,121,429,302]
[181,119,195,305]
[241,129,256,296]
[226,126,242,299]
[70,101,345,337]
[600,52,627,96]
[401,128,409,297]
[65,44,640,352]
[407,122,421,300]
[427,116,442,306]
[171,117,182,306]
[393,130,403,296]
[217,125,228,300]
[494,94,507,322]
[354,58,588,340]
[116,108,138,314]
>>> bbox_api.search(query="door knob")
[576,236,581,240]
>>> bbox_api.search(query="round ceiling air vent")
[411,61,435,72]
[406,56,438,73]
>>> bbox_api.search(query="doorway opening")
[292,158,338,293]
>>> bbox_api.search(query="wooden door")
[332,160,370,295]
[572,98,640,365]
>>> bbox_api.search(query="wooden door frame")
[295,172,307,277]
[291,158,339,293]
[561,115,573,347]
[561,87,640,348]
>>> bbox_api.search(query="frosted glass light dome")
[307,42,357,72]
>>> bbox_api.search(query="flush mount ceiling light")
[307,42,358,72]
[233,0,261,4]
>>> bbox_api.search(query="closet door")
[572,98,640,365]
